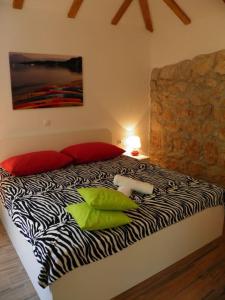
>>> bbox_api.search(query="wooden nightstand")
[124,153,149,163]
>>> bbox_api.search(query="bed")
[0,129,224,300]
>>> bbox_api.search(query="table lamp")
[125,135,141,156]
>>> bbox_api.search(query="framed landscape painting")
[9,52,83,109]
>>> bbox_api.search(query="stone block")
[206,78,217,88]
[151,102,163,115]
[175,82,187,93]
[177,60,192,80]
[159,64,177,80]
[214,108,225,123]
[151,119,161,132]
[151,68,160,80]
[173,97,189,106]
[185,139,201,160]
[173,136,186,153]
[164,158,179,171]
[187,163,204,177]
[161,110,174,122]
[150,80,157,90]
[157,79,171,88]
[204,142,218,165]
[151,130,162,150]
[166,121,178,132]
[150,91,160,102]
[215,51,225,74]
[201,122,216,137]
[193,104,213,120]
[218,151,225,168]
[166,82,187,94]
[192,53,215,76]
[179,108,194,119]
[219,127,225,140]
[184,122,200,136]
[189,94,203,106]
[162,133,174,152]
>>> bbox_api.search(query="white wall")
[149,0,225,68]
[1,0,225,155]
[0,0,151,152]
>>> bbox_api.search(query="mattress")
[0,155,224,288]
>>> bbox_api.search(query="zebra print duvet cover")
[0,155,224,288]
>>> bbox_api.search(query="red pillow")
[61,142,125,164]
[0,151,73,176]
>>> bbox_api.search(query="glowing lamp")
[125,135,141,156]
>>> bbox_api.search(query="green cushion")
[66,203,131,231]
[77,187,138,210]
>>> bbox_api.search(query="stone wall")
[150,50,225,187]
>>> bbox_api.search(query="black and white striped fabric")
[0,156,224,288]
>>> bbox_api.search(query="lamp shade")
[125,135,141,149]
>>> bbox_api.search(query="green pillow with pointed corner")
[66,203,131,231]
[77,187,138,210]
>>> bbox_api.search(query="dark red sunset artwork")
[9,52,83,110]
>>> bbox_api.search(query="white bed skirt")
[0,203,224,300]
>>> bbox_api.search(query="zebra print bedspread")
[0,156,224,288]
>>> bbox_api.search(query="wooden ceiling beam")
[68,0,84,18]
[13,0,24,9]
[138,0,153,32]
[162,0,191,25]
[111,0,133,25]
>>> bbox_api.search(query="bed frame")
[0,129,224,300]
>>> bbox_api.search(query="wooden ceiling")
[12,0,192,32]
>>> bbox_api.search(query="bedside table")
[124,153,149,163]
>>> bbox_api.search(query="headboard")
[0,128,112,161]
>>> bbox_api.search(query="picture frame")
[9,52,83,109]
